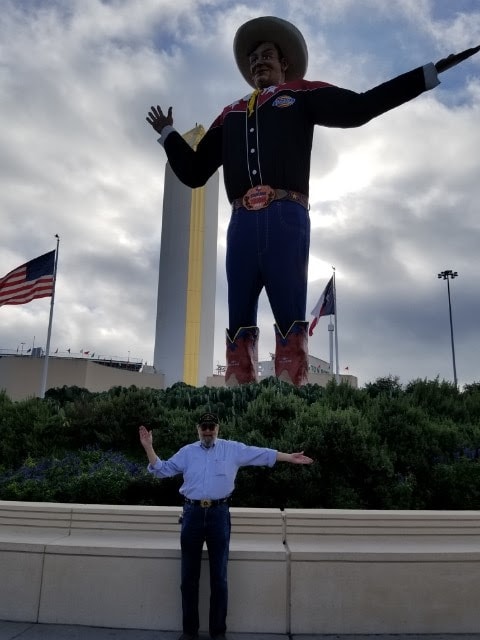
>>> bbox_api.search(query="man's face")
[248,41,287,89]
[197,423,219,448]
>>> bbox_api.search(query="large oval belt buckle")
[201,499,212,508]
[242,185,275,211]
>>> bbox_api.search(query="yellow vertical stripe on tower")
[183,185,205,385]
[181,124,207,386]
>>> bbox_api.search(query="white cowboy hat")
[234,16,308,88]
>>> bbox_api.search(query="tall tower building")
[153,125,219,387]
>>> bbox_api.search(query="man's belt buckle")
[242,185,275,211]
[200,499,212,508]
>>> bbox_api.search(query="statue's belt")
[232,185,308,211]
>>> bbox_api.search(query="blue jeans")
[180,503,231,637]
[226,200,310,336]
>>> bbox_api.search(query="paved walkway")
[2,623,480,640]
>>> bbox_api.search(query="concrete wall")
[2,501,480,634]
[285,508,480,634]
[0,356,165,401]
[0,353,356,401]
[206,370,357,388]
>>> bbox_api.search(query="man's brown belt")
[232,185,308,211]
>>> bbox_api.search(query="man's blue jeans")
[226,200,310,336]
[180,503,231,637]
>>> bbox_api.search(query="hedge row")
[0,377,479,508]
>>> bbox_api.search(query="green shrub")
[0,449,151,504]
[1,379,480,508]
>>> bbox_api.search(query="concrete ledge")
[229,508,286,633]
[0,502,286,632]
[0,501,73,623]
[284,509,480,635]
[2,502,480,633]
[40,504,183,630]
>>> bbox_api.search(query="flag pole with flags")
[309,267,340,381]
[332,267,340,383]
[39,235,60,398]
[309,274,335,336]
[0,249,55,306]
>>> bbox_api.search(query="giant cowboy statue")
[146,16,479,387]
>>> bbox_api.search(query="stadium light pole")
[437,270,458,387]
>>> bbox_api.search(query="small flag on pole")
[0,251,55,306]
[309,276,335,336]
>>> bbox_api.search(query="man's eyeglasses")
[199,424,217,431]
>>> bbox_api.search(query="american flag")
[0,251,55,306]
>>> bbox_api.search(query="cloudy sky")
[1,0,479,388]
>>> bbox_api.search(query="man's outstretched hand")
[277,451,314,464]
[139,425,153,450]
[435,44,480,73]
[289,451,314,464]
[146,105,173,134]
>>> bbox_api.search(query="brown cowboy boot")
[274,321,309,386]
[225,326,259,386]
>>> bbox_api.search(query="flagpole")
[332,267,340,383]
[39,234,60,399]
[328,320,334,373]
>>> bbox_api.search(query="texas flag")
[309,276,335,336]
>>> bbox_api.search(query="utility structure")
[437,269,458,387]
[153,125,219,387]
